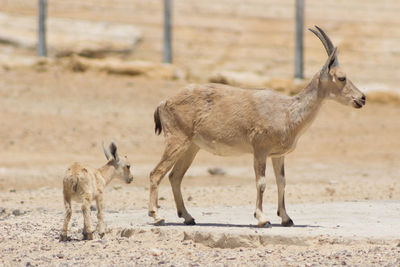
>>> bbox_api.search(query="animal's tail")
[154,105,162,135]
[63,174,79,193]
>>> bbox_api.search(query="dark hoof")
[184,218,196,225]
[83,232,94,240]
[148,211,155,217]
[59,235,70,242]
[258,221,272,228]
[282,219,294,227]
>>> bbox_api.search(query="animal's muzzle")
[353,94,366,109]
[126,176,134,184]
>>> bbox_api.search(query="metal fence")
[1,0,400,87]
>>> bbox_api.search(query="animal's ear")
[320,47,338,79]
[102,141,110,160]
[109,142,119,162]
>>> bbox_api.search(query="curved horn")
[309,26,334,55]
[309,25,338,66]
[102,141,110,160]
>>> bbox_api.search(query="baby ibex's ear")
[102,141,110,160]
[109,141,119,162]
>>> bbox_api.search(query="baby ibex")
[149,26,366,227]
[60,142,133,241]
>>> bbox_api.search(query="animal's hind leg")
[81,196,93,240]
[272,156,293,226]
[95,195,105,238]
[149,137,191,225]
[168,143,199,225]
[60,196,72,241]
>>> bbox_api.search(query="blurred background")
[1,0,400,90]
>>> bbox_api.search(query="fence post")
[163,0,172,63]
[295,0,304,79]
[37,0,47,57]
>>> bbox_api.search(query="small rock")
[90,205,97,211]
[159,196,166,200]
[0,207,6,215]
[113,185,122,190]
[207,167,226,176]
[121,228,135,238]
[150,248,162,256]
[341,260,347,265]
[56,253,64,259]
[9,188,16,193]
[105,210,119,213]
[40,246,51,251]
[187,196,193,201]
[12,209,22,216]
[397,242,400,247]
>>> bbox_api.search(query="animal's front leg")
[253,151,271,227]
[272,157,293,226]
[96,195,105,238]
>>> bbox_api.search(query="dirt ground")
[0,65,399,266]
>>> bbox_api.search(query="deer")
[60,142,133,241]
[148,26,366,227]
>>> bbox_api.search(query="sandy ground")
[0,66,399,266]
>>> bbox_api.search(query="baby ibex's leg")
[253,151,270,227]
[272,156,293,226]
[168,144,199,225]
[82,196,93,240]
[60,195,72,241]
[149,137,190,225]
[96,195,105,238]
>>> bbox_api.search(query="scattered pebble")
[12,209,22,216]
[56,253,64,259]
[207,167,226,176]
[150,248,162,256]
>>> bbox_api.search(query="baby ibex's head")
[103,141,133,184]
[310,26,366,109]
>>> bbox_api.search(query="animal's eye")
[338,77,346,82]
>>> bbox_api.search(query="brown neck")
[99,160,116,185]
[289,74,326,134]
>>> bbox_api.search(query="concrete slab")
[108,201,400,248]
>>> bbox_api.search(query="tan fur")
[60,142,133,241]
[149,26,366,227]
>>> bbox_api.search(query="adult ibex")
[149,26,366,227]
